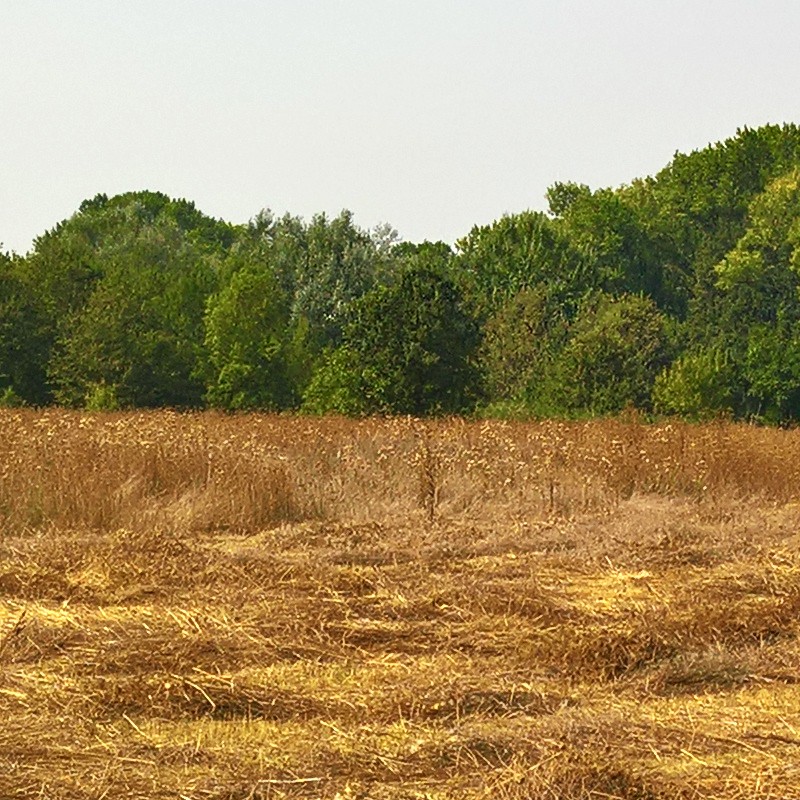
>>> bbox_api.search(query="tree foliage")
[653,348,735,419]
[306,265,481,415]
[7,125,800,422]
[41,194,230,408]
[204,265,296,410]
[550,293,669,416]
[0,252,50,404]
[479,284,567,403]
[455,211,588,314]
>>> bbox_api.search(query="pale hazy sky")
[2,0,799,255]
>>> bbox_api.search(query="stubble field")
[3,410,800,798]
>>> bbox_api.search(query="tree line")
[4,123,800,422]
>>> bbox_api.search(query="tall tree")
[549,293,669,415]
[304,264,481,416]
[0,252,50,404]
[203,264,297,410]
[291,210,397,351]
[548,183,663,303]
[479,284,568,405]
[710,169,800,419]
[48,206,224,408]
[454,211,589,315]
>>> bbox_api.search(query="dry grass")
[3,410,800,798]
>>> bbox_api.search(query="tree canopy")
[6,125,800,422]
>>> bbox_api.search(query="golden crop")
[2,410,800,798]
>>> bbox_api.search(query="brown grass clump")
[3,410,800,533]
[4,410,800,798]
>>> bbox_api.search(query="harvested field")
[3,410,800,798]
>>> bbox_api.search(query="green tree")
[479,284,568,404]
[50,215,218,408]
[743,319,800,421]
[710,169,800,419]
[292,210,397,350]
[0,252,50,404]
[549,183,663,302]
[204,265,296,410]
[301,346,369,416]
[454,211,589,315]
[304,265,481,415]
[630,124,800,324]
[653,347,735,419]
[551,293,669,415]
[715,169,800,291]
[392,240,454,278]
[15,191,237,408]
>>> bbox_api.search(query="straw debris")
[3,410,800,797]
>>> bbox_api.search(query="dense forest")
[3,123,800,422]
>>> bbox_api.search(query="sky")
[2,0,800,255]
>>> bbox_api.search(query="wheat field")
[3,410,800,798]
